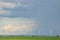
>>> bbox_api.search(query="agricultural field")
[0,36,60,40]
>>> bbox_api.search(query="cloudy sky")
[0,0,60,36]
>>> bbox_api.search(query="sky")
[0,0,60,36]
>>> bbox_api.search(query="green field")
[0,36,60,40]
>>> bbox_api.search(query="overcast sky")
[0,0,60,36]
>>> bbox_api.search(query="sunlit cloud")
[0,18,37,35]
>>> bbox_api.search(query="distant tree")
[56,35,59,37]
[32,35,35,37]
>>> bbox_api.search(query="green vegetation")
[0,36,60,40]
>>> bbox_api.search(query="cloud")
[0,1,17,8]
[0,1,15,15]
[0,0,31,15]
[0,9,10,15]
[0,24,33,32]
[0,0,30,9]
[0,18,37,35]
[0,0,23,9]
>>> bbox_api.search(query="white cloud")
[0,0,29,9]
[0,1,14,14]
[0,18,37,35]
[0,1,17,8]
[0,9,10,15]
[0,0,32,15]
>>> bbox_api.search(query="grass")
[0,36,60,40]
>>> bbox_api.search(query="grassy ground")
[0,36,60,40]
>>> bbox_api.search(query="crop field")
[0,36,60,40]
